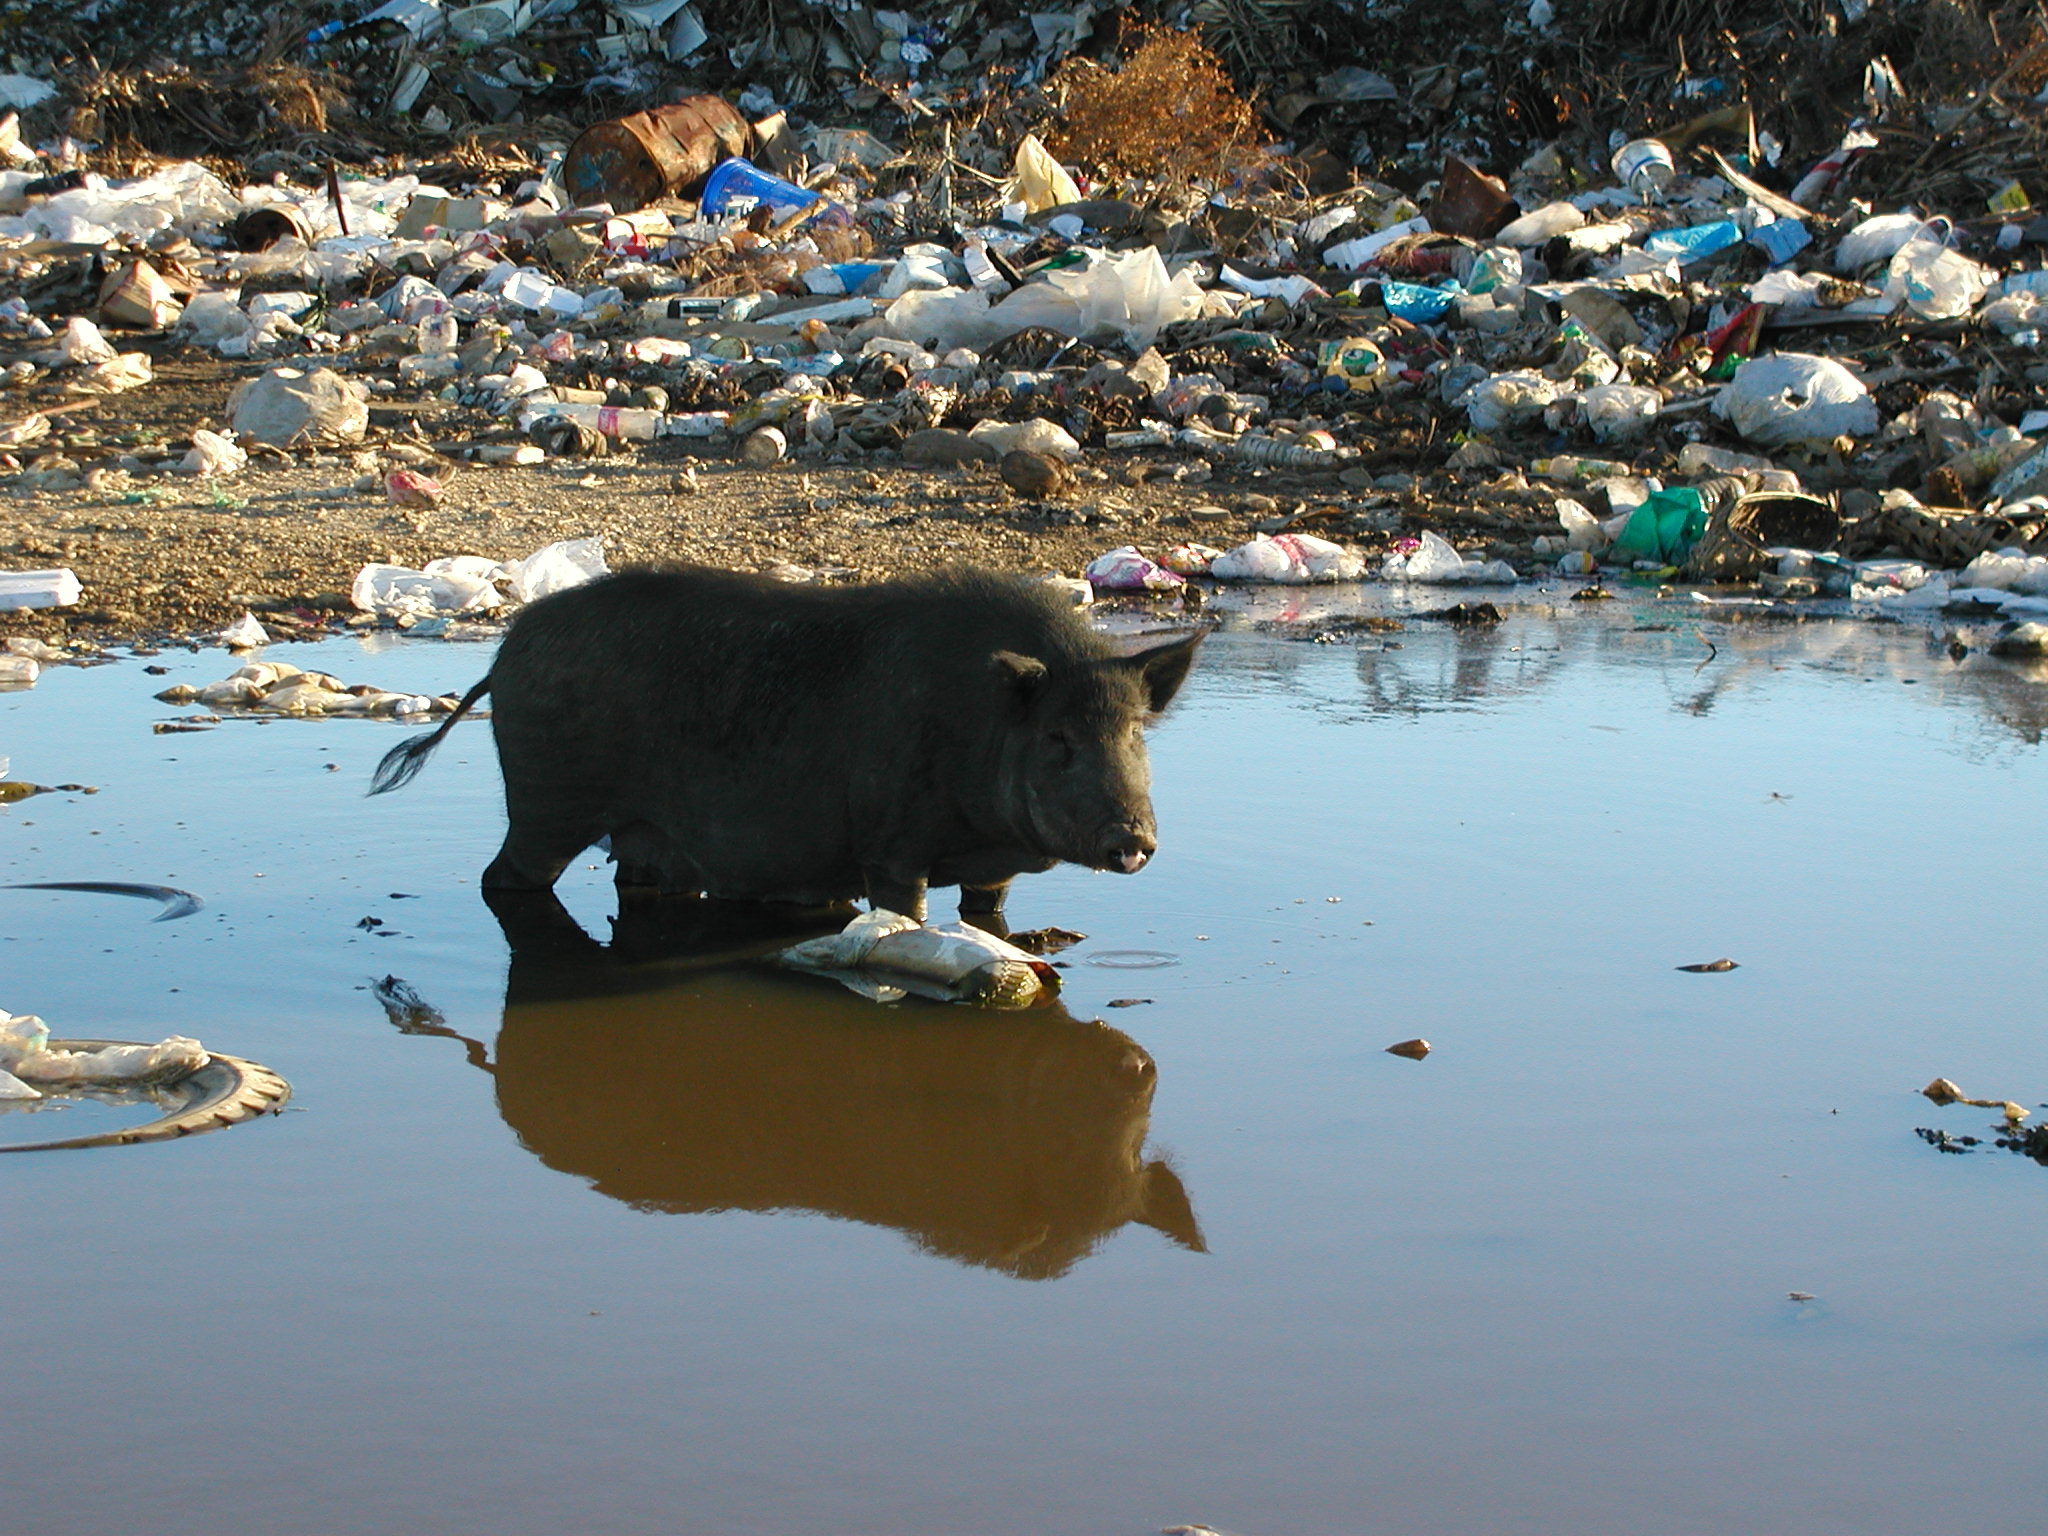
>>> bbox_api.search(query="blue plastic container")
[700,158,825,219]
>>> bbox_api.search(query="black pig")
[371,566,1200,924]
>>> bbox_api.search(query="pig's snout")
[1104,829,1156,873]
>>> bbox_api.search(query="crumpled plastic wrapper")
[0,1010,208,1101]
[776,909,1061,1007]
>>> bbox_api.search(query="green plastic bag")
[1611,487,1707,565]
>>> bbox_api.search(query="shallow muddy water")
[4,587,2046,1536]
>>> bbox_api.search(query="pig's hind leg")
[482,793,612,892]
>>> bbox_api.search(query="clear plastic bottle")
[519,402,665,442]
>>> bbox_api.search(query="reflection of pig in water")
[422,893,1203,1280]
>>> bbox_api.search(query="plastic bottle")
[1531,455,1632,483]
[519,402,665,442]
[1221,435,1344,468]
[662,412,730,437]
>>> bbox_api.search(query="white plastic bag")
[1464,371,1561,432]
[502,536,608,603]
[1382,530,1519,584]
[0,1010,207,1085]
[1884,233,1992,321]
[58,315,116,366]
[350,560,502,619]
[177,289,250,348]
[1580,383,1661,443]
[1210,533,1368,584]
[179,429,247,478]
[69,353,152,394]
[1959,548,2048,596]
[1835,212,1931,272]
[966,418,1083,461]
[1494,201,1584,245]
[1712,353,1878,447]
[777,909,1055,1006]
[217,611,271,648]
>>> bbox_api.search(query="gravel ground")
[0,345,1548,645]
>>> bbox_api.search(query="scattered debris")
[1921,1076,2029,1127]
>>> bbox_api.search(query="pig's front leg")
[957,881,1012,938]
[863,868,928,922]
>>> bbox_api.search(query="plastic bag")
[58,315,116,366]
[0,1011,207,1085]
[1959,548,2048,596]
[503,536,609,603]
[881,285,997,351]
[350,559,503,619]
[1381,531,1518,584]
[1211,533,1368,584]
[1884,233,1992,321]
[1580,383,1661,443]
[177,289,249,348]
[1610,487,1707,566]
[1556,498,1609,551]
[1642,220,1742,262]
[1835,212,1931,272]
[1007,134,1081,214]
[967,418,1082,461]
[1161,542,1224,576]
[1464,371,1562,432]
[1494,201,1584,245]
[218,611,271,648]
[1035,248,1203,349]
[1084,546,1183,590]
[1713,353,1878,447]
[777,909,1057,1007]
[229,366,370,446]
[69,353,152,395]
[179,429,246,478]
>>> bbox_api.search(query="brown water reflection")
[402,892,1203,1280]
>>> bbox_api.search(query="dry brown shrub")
[1048,24,1257,184]
[255,66,346,135]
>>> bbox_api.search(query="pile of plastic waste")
[2,1,2048,632]
[153,660,466,716]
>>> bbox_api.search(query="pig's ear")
[1130,631,1202,713]
[992,650,1049,696]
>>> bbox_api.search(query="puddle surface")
[3,592,2046,1536]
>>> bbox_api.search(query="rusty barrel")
[562,94,752,213]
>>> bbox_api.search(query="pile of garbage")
[2,5,2048,633]
[154,660,467,716]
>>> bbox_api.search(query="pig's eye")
[1046,729,1077,767]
